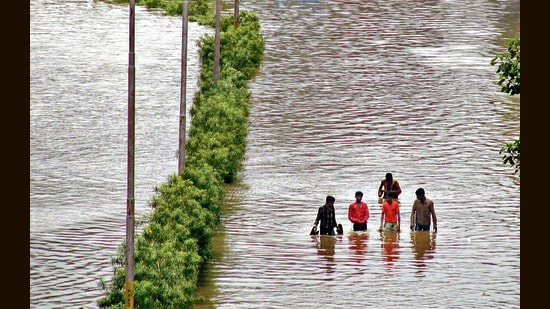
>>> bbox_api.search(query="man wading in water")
[348,191,369,231]
[410,188,437,232]
[378,172,402,202]
[378,192,401,232]
[313,196,339,235]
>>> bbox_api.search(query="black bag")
[336,224,344,235]
[310,225,319,235]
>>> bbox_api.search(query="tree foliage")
[491,37,520,176]
[500,137,520,175]
[491,37,520,95]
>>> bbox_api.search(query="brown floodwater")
[30,0,519,308]
[195,0,520,308]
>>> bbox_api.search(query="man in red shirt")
[348,191,369,231]
[378,192,400,232]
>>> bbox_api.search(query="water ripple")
[32,0,519,308]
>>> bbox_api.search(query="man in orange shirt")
[348,191,369,231]
[378,192,400,232]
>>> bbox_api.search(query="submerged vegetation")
[97,1,264,307]
[136,0,215,24]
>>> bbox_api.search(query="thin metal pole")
[234,0,239,29]
[125,1,136,308]
[213,0,221,83]
[178,0,188,176]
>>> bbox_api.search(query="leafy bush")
[98,3,264,308]
[491,37,520,176]
[199,11,265,80]
[491,38,520,96]
[499,137,520,176]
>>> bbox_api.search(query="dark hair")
[385,173,393,181]
[415,188,425,197]
[326,195,335,203]
[355,191,363,197]
[387,192,396,198]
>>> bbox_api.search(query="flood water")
[30,0,520,308]
[30,1,210,307]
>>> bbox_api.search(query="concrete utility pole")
[178,0,188,176]
[213,0,221,82]
[125,1,136,308]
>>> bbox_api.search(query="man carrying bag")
[313,196,339,235]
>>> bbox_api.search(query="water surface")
[30,0,520,308]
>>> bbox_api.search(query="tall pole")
[178,0,188,176]
[234,0,239,29]
[213,0,221,83]
[125,1,136,308]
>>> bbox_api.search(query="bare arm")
[394,181,402,197]
[378,180,385,197]
[410,203,416,230]
[397,211,401,231]
[378,209,384,231]
[431,202,437,232]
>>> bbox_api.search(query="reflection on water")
[380,231,400,268]
[201,0,519,306]
[347,231,369,258]
[410,231,437,276]
[313,235,338,274]
[30,0,210,308]
[411,231,437,260]
[31,0,520,308]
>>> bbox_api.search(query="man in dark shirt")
[314,195,338,235]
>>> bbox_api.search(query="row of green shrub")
[104,0,214,23]
[97,2,264,307]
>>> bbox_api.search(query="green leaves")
[499,137,520,176]
[490,37,520,96]
[491,37,520,177]
[98,6,264,308]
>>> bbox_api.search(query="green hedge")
[98,3,264,308]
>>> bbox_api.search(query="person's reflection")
[315,235,337,274]
[380,231,400,268]
[410,231,437,276]
[348,231,369,261]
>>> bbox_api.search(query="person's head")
[326,195,335,205]
[385,173,393,182]
[415,188,426,201]
[386,192,396,202]
[355,191,363,201]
